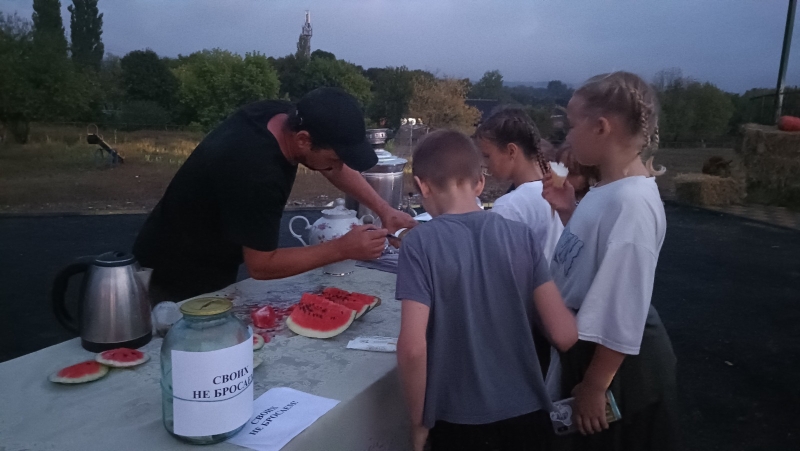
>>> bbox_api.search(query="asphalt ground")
[0,203,798,450]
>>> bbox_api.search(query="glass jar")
[161,298,253,445]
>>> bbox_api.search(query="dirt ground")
[0,130,740,214]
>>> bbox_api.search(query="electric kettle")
[52,251,152,352]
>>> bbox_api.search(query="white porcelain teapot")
[289,198,371,275]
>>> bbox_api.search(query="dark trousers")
[428,410,553,451]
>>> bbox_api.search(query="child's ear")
[474,174,486,197]
[595,117,611,137]
[506,143,519,159]
[414,176,431,198]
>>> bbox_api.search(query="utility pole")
[775,0,797,123]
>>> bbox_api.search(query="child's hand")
[542,173,577,213]
[571,381,610,435]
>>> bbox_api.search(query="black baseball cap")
[296,87,377,172]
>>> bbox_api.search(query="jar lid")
[180,298,232,316]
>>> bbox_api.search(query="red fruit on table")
[251,305,277,329]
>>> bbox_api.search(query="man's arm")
[397,300,430,451]
[243,225,387,280]
[320,165,416,233]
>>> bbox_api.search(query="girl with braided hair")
[543,72,678,450]
[475,108,564,264]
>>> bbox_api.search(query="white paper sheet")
[346,336,397,352]
[227,387,340,451]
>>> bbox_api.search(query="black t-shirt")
[133,100,297,299]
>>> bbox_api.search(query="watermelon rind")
[253,356,263,369]
[286,296,356,339]
[95,348,150,368]
[50,361,110,384]
[253,333,265,350]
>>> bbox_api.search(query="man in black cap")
[133,88,416,303]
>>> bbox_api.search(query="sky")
[2,0,798,93]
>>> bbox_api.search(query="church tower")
[296,10,312,60]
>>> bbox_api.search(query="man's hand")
[378,208,417,234]
[335,225,387,261]
[411,424,429,451]
[572,381,610,435]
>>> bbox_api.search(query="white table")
[0,267,409,450]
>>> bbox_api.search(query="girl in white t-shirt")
[474,108,564,263]
[543,72,678,450]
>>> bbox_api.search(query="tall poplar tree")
[32,0,68,55]
[68,0,104,70]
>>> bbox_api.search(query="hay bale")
[737,124,800,205]
[674,173,745,206]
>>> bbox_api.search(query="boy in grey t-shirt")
[395,130,578,451]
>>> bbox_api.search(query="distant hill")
[504,81,574,89]
[504,81,550,88]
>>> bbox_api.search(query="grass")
[0,124,749,214]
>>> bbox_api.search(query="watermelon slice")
[253,333,266,350]
[322,287,351,300]
[318,289,368,318]
[347,292,381,311]
[251,305,278,329]
[328,296,370,319]
[286,293,356,339]
[95,348,150,368]
[50,360,109,384]
[322,287,381,313]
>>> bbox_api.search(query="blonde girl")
[543,71,678,450]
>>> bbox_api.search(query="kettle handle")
[288,216,311,247]
[51,256,95,334]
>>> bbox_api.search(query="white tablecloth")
[0,268,409,450]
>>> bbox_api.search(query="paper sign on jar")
[171,338,254,437]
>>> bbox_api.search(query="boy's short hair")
[412,130,482,189]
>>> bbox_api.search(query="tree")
[272,54,306,100]
[408,75,480,132]
[295,57,372,107]
[469,70,505,100]
[32,0,68,55]
[311,49,335,60]
[686,82,735,140]
[68,0,104,70]
[120,49,179,111]
[173,49,280,129]
[0,11,91,142]
[97,53,124,112]
[654,69,735,142]
[0,12,36,142]
[547,80,572,105]
[367,66,414,129]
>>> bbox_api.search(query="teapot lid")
[321,198,357,219]
[94,251,136,267]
